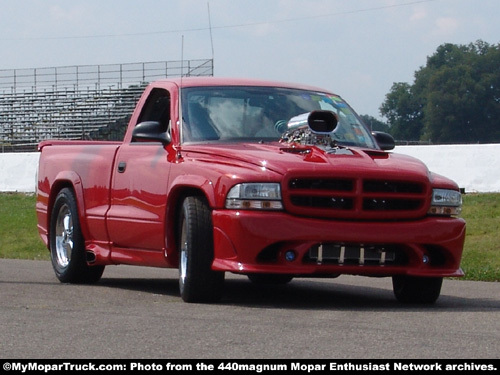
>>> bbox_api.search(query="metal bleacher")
[0,59,213,152]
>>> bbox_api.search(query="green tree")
[380,41,500,144]
[379,82,423,141]
[360,114,390,133]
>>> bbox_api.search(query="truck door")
[107,88,172,251]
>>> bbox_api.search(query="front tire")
[178,196,224,303]
[50,188,104,283]
[392,276,443,304]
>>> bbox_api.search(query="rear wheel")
[392,275,443,304]
[178,196,224,303]
[50,188,104,283]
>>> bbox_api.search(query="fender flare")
[49,171,91,242]
[164,174,217,258]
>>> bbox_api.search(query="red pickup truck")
[36,77,465,304]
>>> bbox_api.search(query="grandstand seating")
[0,60,213,152]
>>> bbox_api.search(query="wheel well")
[47,182,76,241]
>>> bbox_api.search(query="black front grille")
[363,180,424,194]
[363,198,422,211]
[289,178,353,192]
[285,176,428,220]
[291,196,354,210]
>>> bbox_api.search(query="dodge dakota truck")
[36,77,465,304]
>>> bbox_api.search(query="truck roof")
[151,76,337,95]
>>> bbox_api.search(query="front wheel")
[50,188,104,283]
[392,276,443,304]
[178,196,224,303]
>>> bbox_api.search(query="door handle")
[117,161,126,173]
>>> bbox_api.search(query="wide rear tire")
[50,188,104,284]
[392,275,443,304]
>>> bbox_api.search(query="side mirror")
[132,121,171,145]
[371,131,395,151]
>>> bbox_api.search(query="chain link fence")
[0,59,213,152]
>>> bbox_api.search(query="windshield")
[181,86,376,149]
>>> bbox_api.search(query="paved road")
[1,259,498,359]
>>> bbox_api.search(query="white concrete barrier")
[0,152,39,193]
[1,144,499,193]
[394,144,500,193]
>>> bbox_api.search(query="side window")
[136,88,171,134]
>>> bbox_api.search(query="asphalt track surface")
[1,259,499,359]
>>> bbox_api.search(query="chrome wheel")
[179,215,188,294]
[54,204,73,268]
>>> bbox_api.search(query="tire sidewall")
[178,196,224,302]
[393,275,443,304]
[50,188,85,282]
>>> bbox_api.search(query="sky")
[0,0,499,119]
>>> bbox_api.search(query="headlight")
[225,183,283,210]
[428,189,462,216]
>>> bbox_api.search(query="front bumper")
[212,210,465,277]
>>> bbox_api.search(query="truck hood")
[181,142,431,182]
